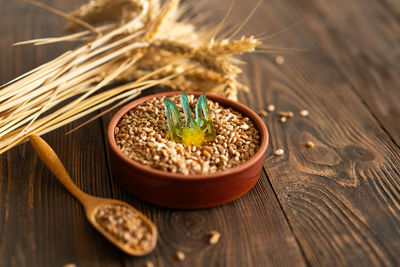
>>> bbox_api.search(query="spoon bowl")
[29,134,157,256]
[83,197,157,256]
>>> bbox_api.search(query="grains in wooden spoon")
[95,204,152,250]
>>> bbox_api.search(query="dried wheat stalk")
[0,0,268,154]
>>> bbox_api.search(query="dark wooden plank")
[287,0,400,146]
[217,0,400,265]
[0,0,125,266]
[100,87,306,267]
[0,0,82,84]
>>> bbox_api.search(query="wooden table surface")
[1,0,400,266]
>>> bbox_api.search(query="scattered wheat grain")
[259,109,267,117]
[300,110,309,117]
[267,104,275,112]
[274,149,284,156]
[209,230,221,245]
[275,56,285,65]
[176,251,185,261]
[305,141,314,148]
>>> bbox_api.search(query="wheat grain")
[176,251,185,261]
[300,110,309,117]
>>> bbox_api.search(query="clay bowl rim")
[107,91,269,181]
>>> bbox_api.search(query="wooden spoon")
[29,134,157,256]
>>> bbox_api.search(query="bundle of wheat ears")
[0,0,295,154]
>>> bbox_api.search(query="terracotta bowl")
[107,91,268,209]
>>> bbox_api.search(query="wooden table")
[1,0,400,266]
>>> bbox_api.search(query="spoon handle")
[29,134,91,205]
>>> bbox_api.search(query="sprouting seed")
[115,95,261,175]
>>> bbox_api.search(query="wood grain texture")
[288,0,400,146]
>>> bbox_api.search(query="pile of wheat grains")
[95,204,152,249]
[114,95,260,174]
